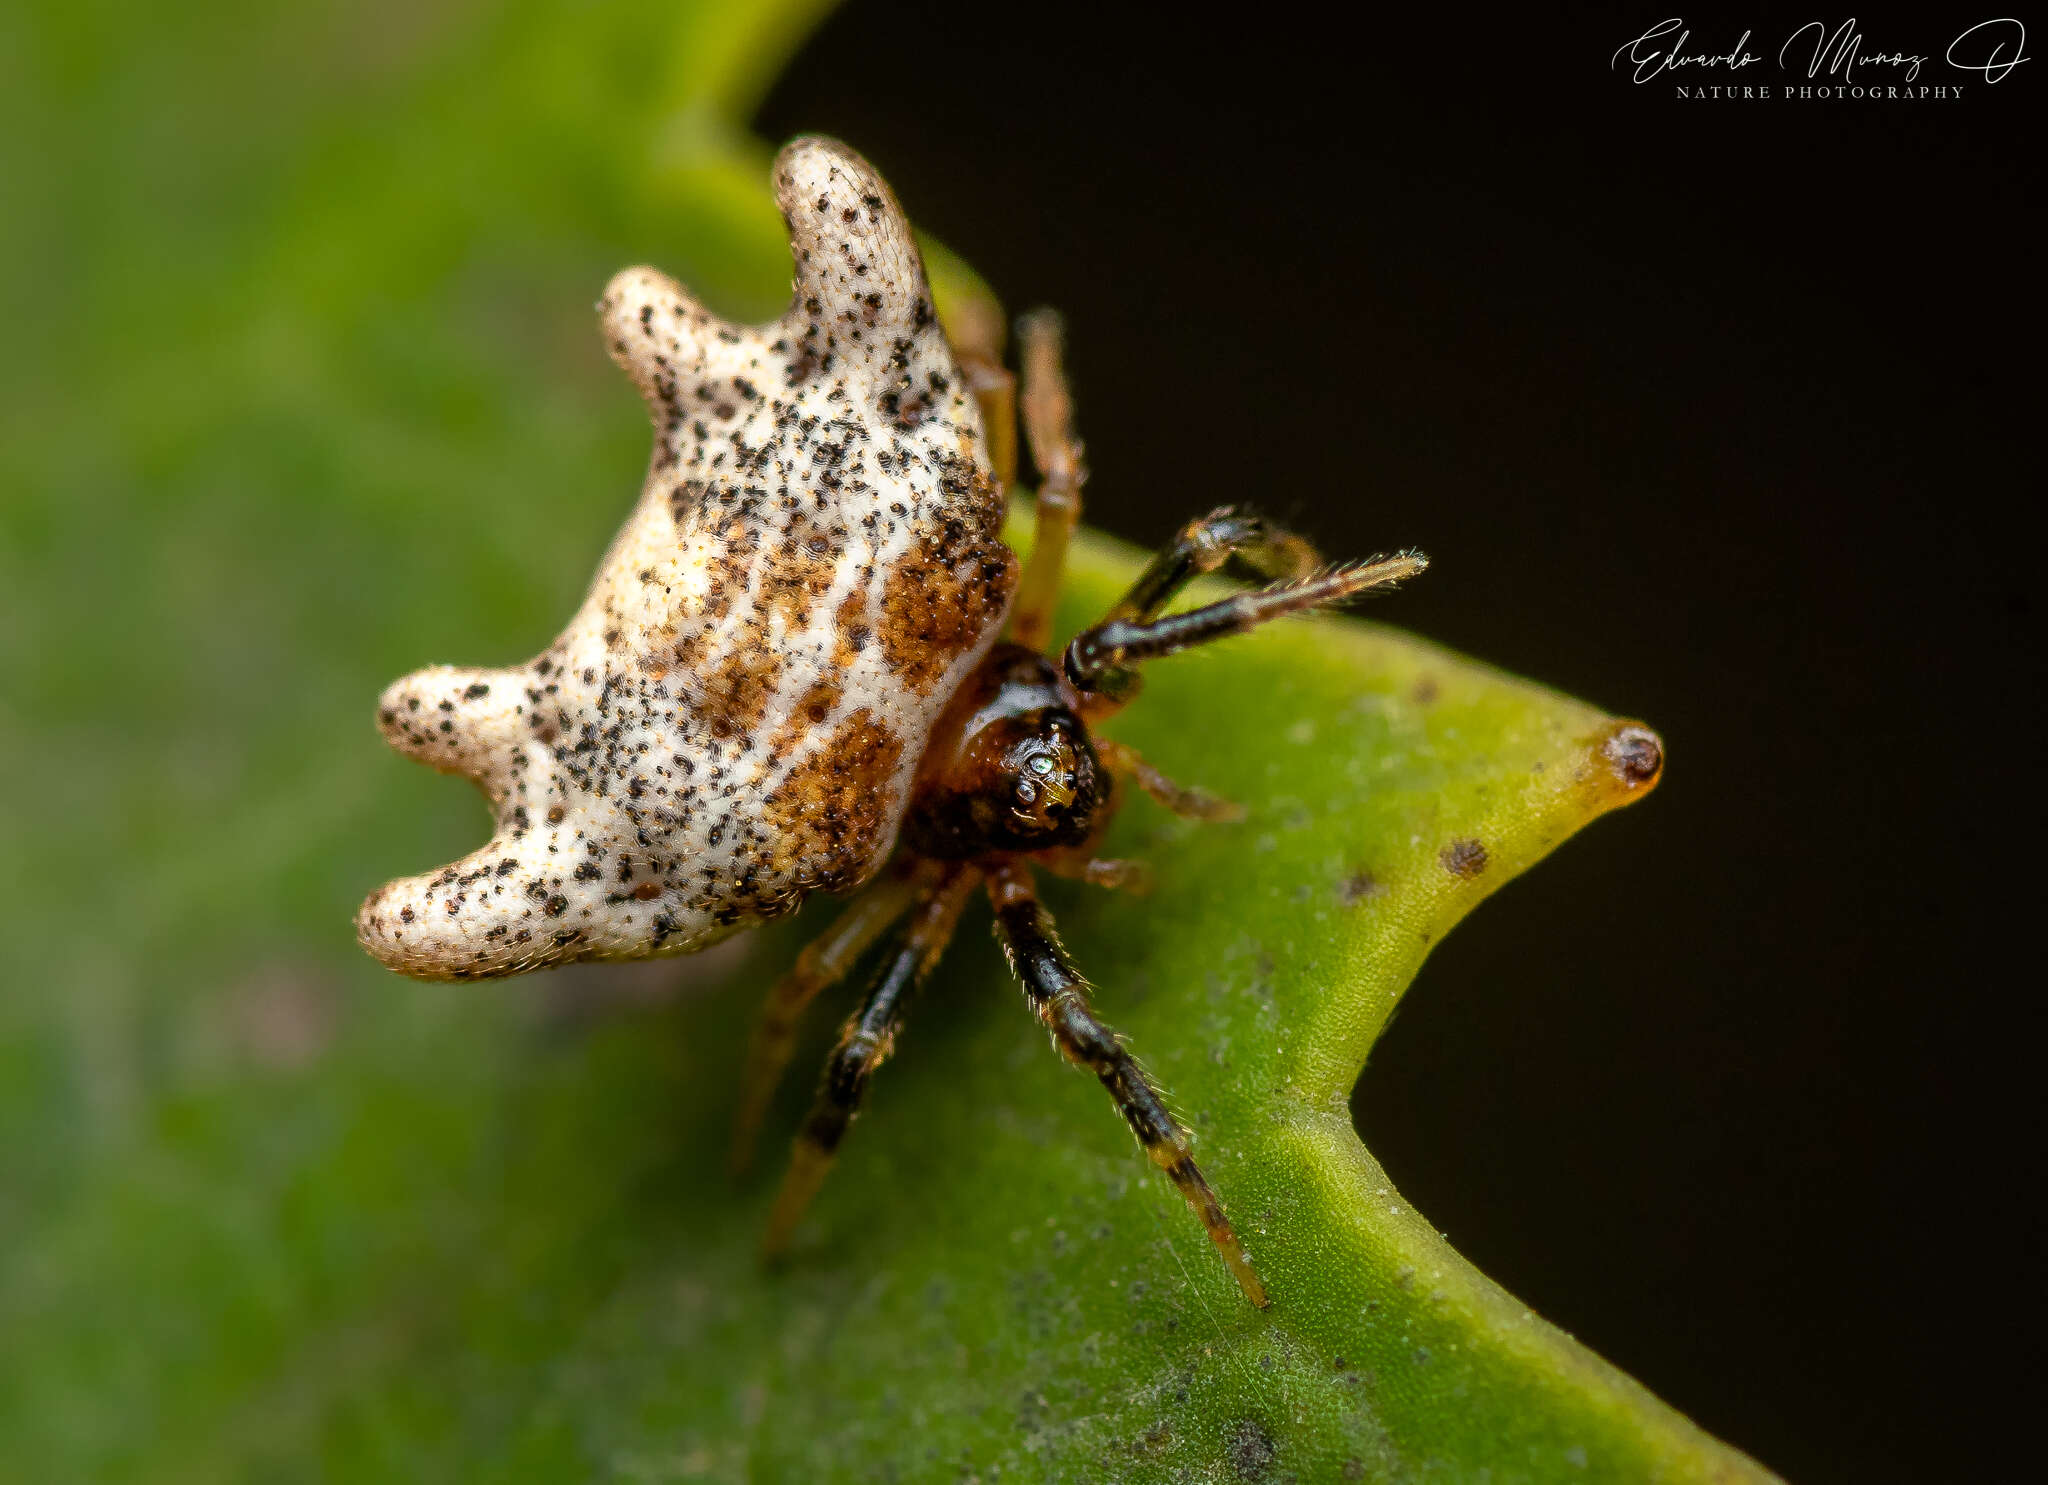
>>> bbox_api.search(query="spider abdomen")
[355,139,1016,982]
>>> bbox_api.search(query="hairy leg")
[986,862,1270,1308]
[962,353,1017,493]
[1103,505,1323,628]
[761,866,980,1260]
[1066,551,1428,696]
[1093,737,1245,823]
[730,866,931,1176]
[1034,847,1156,896]
[1008,309,1086,654]
[945,282,1018,490]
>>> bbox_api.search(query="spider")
[731,311,1426,1311]
[354,136,1424,1311]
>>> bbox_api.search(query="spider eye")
[1015,781,1038,804]
[1028,754,1054,777]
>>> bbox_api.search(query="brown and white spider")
[356,136,1424,1310]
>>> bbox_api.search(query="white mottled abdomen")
[356,138,1016,981]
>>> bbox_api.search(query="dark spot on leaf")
[1411,675,1439,704]
[1338,870,1385,906]
[1227,1417,1277,1480]
[1129,1419,1173,1455]
[1440,838,1488,878]
[1603,723,1665,787]
[1015,1389,1050,1435]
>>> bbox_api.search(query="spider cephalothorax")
[357,136,1425,1308]
[901,645,1105,858]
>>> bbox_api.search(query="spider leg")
[1065,551,1428,697]
[1008,309,1086,654]
[1034,848,1155,896]
[986,863,1270,1308]
[1102,506,1324,629]
[947,288,1019,492]
[761,865,980,1260]
[961,353,1017,493]
[729,864,933,1177]
[1094,737,1245,824]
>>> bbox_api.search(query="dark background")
[761,6,2039,1481]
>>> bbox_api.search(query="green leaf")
[0,0,1775,1479]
